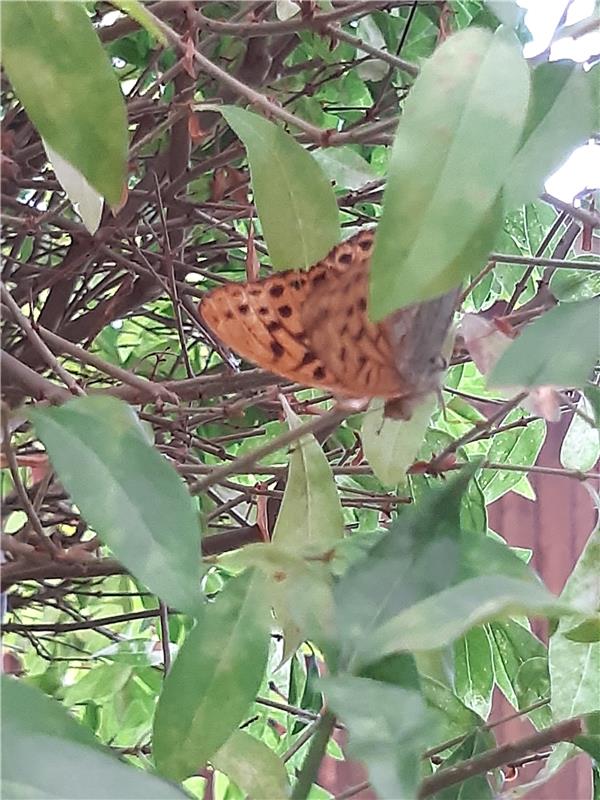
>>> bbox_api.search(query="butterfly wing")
[199,258,346,392]
[302,229,409,398]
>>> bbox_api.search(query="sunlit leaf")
[370,27,529,316]
[153,569,270,782]
[1,1,127,206]
[217,106,340,268]
[30,397,203,618]
[489,298,600,388]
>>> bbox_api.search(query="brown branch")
[0,415,58,558]
[1,351,72,405]
[417,717,584,799]
[1,285,85,396]
[541,193,600,229]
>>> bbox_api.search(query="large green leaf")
[30,397,203,618]
[370,27,529,316]
[1,676,101,751]
[361,575,567,665]
[218,106,340,269]
[321,675,436,800]
[153,569,270,782]
[1,1,127,206]
[2,732,188,800]
[505,61,594,208]
[489,298,600,388]
[212,730,290,800]
[334,470,472,665]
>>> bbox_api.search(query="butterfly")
[199,229,457,418]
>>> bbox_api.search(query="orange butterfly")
[199,229,457,418]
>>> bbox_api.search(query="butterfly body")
[200,229,456,417]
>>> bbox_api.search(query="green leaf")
[585,385,600,426]
[505,61,594,208]
[549,528,600,721]
[361,394,437,486]
[109,0,168,44]
[312,146,377,190]
[564,617,600,643]
[529,528,600,785]
[224,542,337,665]
[1,675,101,751]
[30,397,203,617]
[484,0,525,28]
[478,415,546,504]
[2,732,188,800]
[334,470,473,666]
[1,1,127,206]
[550,265,600,302]
[217,106,340,268]
[321,675,436,800]
[370,27,529,316]
[489,298,600,388]
[363,575,567,665]
[272,404,344,555]
[153,569,271,782]
[488,620,551,727]
[43,141,103,234]
[453,627,495,719]
[560,395,600,472]
[212,730,290,800]
[421,677,491,747]
[575,711,600,761]
[62,664,133,707]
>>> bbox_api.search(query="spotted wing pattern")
[199,229,410,398]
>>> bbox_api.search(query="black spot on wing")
[271,341,285,358]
